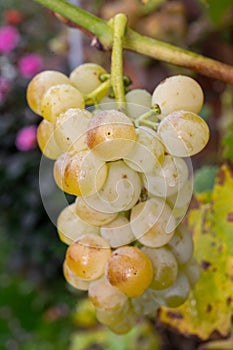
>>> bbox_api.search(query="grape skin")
[152,75,204,117]
[37,119,62,160]
[26,70,71,115]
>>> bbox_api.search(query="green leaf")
[194,165,219,194]
[159,164,233,340]
[200,0,233,25]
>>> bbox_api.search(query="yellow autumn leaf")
[159,164,233,340]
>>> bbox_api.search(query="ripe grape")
[63,260,90,291]
[125,89,152,119]
[100,215,135,248]
[66,234,111,281]
[130,198,176,247]
[124,126,164,173]
[168,226,194,265]
[142,246,178,290]
[75,196,117,226]
[54,150,107,197]
[88,276,128,311]
[152,75,204,117]
[26,70,71,115]
[69,62,107,95]
[182,257,200,286]
[105,246,154,298]
[142,155,189,197]
[37,119,62,160]
[86,109,136,161]
[57,203,99,245]
[40,83,85,122]
[157,110,209,157]
[54,108,92,153]
[92,160,141,213]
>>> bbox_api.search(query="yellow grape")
[130,198,176,247]
[40,84,85,122]
[37,119,62,160]
[75,196,117,226]
[66,234,111,281]
[70,62,107,95]
[152,75,204,117]
[88,276,128,311]
[86,110,136,161]
[63,260,90,291]
[105,246,154,298]
[57,203,99,245]
[54,108,92,153]
[26,70,71,115]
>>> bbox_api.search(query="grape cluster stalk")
[27,63,209,334]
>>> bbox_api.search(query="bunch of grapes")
[27,63,209,334]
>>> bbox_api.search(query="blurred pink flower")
[0,77,11,102]
[18,53,43,78]
[15,125,37,151]
[0,25,20,53]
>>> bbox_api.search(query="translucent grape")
[86,160,141,213]
[86,109,136,161]
[124,126,164,173]
[142,246,178,290]
[100,215,135,248]
[54,150,107,197]
[142,155,189,197]
[57,203,99,245]
[26,70,71,115]
[95,301,130,327]
[125,89,152,119]
[37,119,62,160]
[54,108,92,153]
[63,260,90,291]
[132,288,165,317]
[130,198,176,247]
[66,234,111,281]
[70,63,107,95]
[152,75,204,117]
[182,257,200,287]
[75,196,117,226]
[40,83,85,123]
[88,276,128,311]
[168,226,194,265]
[105,246,154,298]
[157,110,209,157]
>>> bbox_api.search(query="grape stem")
[110,14,128,107]
[33,0,233,84]
[134,106,161,129]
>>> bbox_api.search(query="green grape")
[53,150,107,197]
[69,62,107,95]
[154,272,191,307]
[75,196,117,226]
[57,203,99,245]
[182,257,200,287]
[132,288,165,317]
[124,126,165,173]
[142,155,189,197]
[54,108,92,153]
[168,226,194,265]
[100,215,135,248]
[37,119,62,160]
[98,96,117,110]
[105,246,154,298]
[152,75,204,117]
[26,70,71,115]
[40,84,85,122]
[86,109,136,161]
[142,246,178,290]
[157,110,210,157]
[66,234,111,281]
[130,198,176,248]
[63,260,90,291]
[108,310,136,335]
[126,89,152,119]
[89,160,141,213]
[88,276,128,311]
[167,179,193,209]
